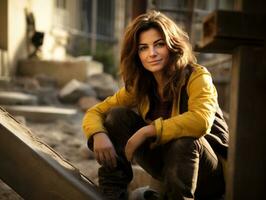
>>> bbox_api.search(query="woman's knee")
[162,137,202,176]
[104,106,129,127]
[104,106,145,133]
[168,137,201,155]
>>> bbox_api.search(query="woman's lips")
[148,59,162,64]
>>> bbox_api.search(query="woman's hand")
[93,132,117,169]
[125,124,156,162]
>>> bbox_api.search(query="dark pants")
[88,107,225,200]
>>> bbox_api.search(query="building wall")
[8,0,28,75]
[2,0,126,77]
[6,0,55,75]
[29,0,54,32]
[5,0,84,75]
[67,0,82,30]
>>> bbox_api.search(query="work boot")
[129,186,160,200]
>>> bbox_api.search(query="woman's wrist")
[143,124,156,138]
[93,132,107,139]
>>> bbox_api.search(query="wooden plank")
[0,107,104,200]
[203,10,266,40]
[195,37,263,53]
[195,10,266,52]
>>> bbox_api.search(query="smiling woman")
[138,29,169,83]
[82,10,228,200]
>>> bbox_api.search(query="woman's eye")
[155,42,165,47]
[138,46,147,52]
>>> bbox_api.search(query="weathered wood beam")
[194,8,266,200]
[195,10,266,53]
[226,46,266,200]
[132,0,147,19]
[0,108,103,200]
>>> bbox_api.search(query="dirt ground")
[0,111,100,199]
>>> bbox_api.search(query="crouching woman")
[82,10,229,200]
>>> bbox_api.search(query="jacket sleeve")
[82,87,135,139]
[153,67,218,145]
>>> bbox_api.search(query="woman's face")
[138,28,170,76]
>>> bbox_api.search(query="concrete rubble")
[0,91,37,105]
[2,105,78,122]
[17,57,104,87]
[86,73,119,100]
[59,79,97,103]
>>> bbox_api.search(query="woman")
[83,10,229,200]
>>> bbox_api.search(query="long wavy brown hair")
[120,10,196,104]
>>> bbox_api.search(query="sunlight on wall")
[8,0,28,74]
[8,0,71,68]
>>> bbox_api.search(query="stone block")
[2,105,77,122]
[18,59,88,87]
[59,79,97,103]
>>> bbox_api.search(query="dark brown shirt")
[146,97,172,121]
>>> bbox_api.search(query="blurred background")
[1,0,265,199]
[0,0,233,113]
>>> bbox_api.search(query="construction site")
[0,0,265,199]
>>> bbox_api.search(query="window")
[82,0,115,40]
[97,0,115,38]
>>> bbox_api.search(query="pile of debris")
[0,72,119,118]
[0,73,157,199]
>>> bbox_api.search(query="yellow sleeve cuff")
[152,117,163,145]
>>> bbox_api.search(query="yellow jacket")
[82,64,218,145]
